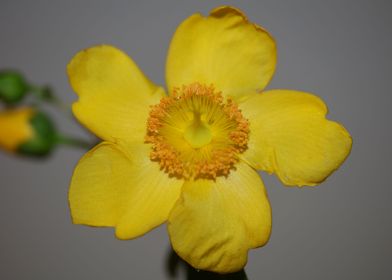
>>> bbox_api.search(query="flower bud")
[0,71,29,105]
[0,108,56,156]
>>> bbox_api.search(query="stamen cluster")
[145,83,249,180]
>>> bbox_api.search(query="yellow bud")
[0,108,56,156]
[0,108,35,152]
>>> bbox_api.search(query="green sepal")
[0,71,29,105]
[18,111,57,156]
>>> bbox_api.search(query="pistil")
[184,112,212,149]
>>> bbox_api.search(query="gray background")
[0,0,390,279]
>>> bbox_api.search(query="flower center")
[183,112,212,148]
[145,83,249,180]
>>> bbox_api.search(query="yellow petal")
[239,90,352,186]
[69,142,183,239]
[67,45,165,143]
[115,143,183,239]
[166,6,276,100]
[168,161,271,273]
[0,108,34,152]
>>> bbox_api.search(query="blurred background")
[1,0,390,279]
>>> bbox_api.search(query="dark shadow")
[166,248,248,280]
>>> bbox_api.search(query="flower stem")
[186,267,248,280]
[55,134,95,150]
[29,85,72,113]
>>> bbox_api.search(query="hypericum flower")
[0,107,56,156]
[68,6,352,273]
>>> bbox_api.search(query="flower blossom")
[68,6,352,273]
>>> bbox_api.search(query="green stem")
[55,134,95,150]
[186,268,248,280]
[29,85,71,111]
[166,249,248,280]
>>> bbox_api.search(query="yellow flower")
[0,107,56,156]
[67,6,352,273]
